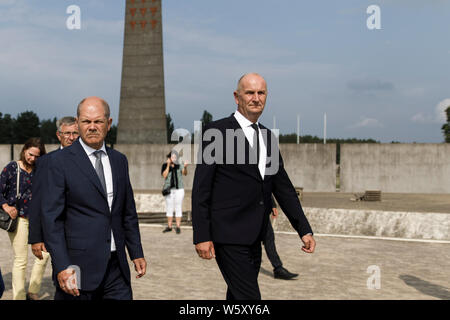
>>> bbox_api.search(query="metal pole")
[324,113,327,144]
[297,114,300,144]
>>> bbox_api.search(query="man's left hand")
[301,234,316,253]
[271,207,278,218]
[133,258,147,278]
[31,242,47,260]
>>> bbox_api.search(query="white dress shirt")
[233,110,267,179]
[79,138,116,252]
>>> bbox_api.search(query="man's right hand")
[2,204,18,220]
[57,268,80,297]
[31,242,47,260]
[195,241,215,260]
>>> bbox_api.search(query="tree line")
[2,106,449,146]
[0,111,117,145]
[167,107,450,144]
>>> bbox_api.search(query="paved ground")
[1,224,449,300]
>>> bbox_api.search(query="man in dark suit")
[192,73,315,300]
[27,116,79,300]
[41,97,147,300]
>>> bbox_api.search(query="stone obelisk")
[117,0,167,144]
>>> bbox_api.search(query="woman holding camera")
[161,150,188,234]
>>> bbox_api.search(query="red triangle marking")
[150,7,157,16]
[151,19,158,29]
[130,8,137,17]
[130,21,136,29]
[140,8,147,17]
[140,20,147,29]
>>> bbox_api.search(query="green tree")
[0,112,15,143]
[106,124,117,145]
[200,110,213,129]
[166,113,175,143]
[442,106,450,143]
[14,111,40,143]
[40,117,58,144]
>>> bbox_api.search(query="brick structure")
[117,0,167,144]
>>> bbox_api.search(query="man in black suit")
[41,97,147,300]
[192,73,315,300]
[27,116,79,300]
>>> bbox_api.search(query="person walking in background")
[0,138,46,300]
[28,117,79,282]
[263,197,299,280]
[161,150,188,234]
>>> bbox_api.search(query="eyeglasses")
[60,131,79,137]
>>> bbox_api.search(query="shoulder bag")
[0,161,20,232]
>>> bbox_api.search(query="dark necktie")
[93,150,107,194]
[251,123,260,165]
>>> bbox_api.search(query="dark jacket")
[192,114,313,245]
[28,148,60,245]
[41,139,144,291]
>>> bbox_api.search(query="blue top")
[0,161,34,218]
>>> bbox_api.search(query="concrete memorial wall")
[340,143,450,193]
[115,143,336,192]
[0,145,11,170]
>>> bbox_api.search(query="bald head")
[236,73,267,93]
[77,96,110,119]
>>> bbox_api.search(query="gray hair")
[56,116,77,132]
[77,98,111,119]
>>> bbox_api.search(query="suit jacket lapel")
[69,140,107,201]
[106,147,118,210]
[260,123,274,180]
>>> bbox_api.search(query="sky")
[0,0,449,143]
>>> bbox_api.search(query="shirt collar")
[234,110,258,129]
[79,137,106,157]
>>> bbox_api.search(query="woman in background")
[161,150,188,234]
[0,137,47,300]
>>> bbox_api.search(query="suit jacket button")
[259,201,264,205]
[107,239,111,243]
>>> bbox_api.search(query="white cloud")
[435,98,450,122]
[411,98,450,124]
[349,117,383,128]
[411,113,434,124]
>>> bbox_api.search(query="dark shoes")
[163,226,181,234]
[26,292,39,300]
[273,266,298,280]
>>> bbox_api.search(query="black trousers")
[215,241,262,300]
[262,221,283,270]
[54,252,132,300]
